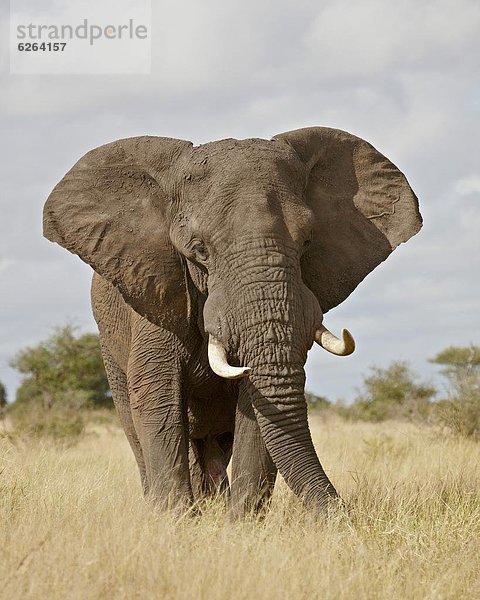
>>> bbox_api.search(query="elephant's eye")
[303,237,312,251]
[190,240,209,263]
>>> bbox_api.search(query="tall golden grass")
[1,415,479,599]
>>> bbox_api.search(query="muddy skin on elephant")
[43,127,422,517]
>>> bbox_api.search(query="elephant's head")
[43,127,421,510]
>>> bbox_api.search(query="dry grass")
[1,415,479,600]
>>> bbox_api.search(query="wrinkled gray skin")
[43,127,422,517]
[91,275,237,503]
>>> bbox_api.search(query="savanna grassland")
[1,415,479,600]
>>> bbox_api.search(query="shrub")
[9,402,86,442]
[347,361,436,422]
[0,381,7,408]
[9,324,111,410]
[0,382,6,422]
[7,325,113,441]
[305,392,331,411]
[430,346,480,439]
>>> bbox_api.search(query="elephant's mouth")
[207,325,355,380]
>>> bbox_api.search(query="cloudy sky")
[1,0,479,403]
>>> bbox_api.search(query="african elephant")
[43,127,422,517]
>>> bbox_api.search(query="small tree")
[0,382,6,408]
[0,382,7,423]
[349,361,436,422]
[430,345,480,381]
[305,392,331,411]
[10,325,110,410]
[430,345,480,438]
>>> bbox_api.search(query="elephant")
[43,126,422,517]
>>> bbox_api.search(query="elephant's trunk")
[205,240,339,510]
[235,302,338,510]
[241,362,338,510]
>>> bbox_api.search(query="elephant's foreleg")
[189,439,206,500]
[127,333,193,511]
[100,342,148,494]
[229,392,277,520]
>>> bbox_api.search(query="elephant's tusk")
[208,336,251,379]
[315,325,355,356]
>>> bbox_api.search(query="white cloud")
[305,0,480,78]
[1,0,479,402]
[455,175,480,196]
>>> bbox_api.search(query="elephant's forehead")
[191,138,304,182]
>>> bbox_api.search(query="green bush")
[0,381,6,408]
[9,402,86,442]
[10,324,111,410]
[6,325,114,442]
[430,346,480,439]
[346,361,436,423]
[0,382,7,424]
[305,392,331,411]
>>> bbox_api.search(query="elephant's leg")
[127,330,193,511]
[229,392,277,520]
[189,439,206,501]
[100,343,148,494]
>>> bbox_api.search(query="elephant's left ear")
[272,127,422,312]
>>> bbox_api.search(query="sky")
[1,0,479,403]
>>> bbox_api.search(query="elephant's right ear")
[43,136,193,336]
